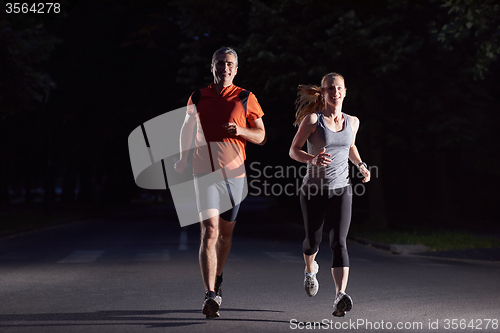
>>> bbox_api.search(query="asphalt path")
[1,198,499,333]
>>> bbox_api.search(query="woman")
[289,72,370,317]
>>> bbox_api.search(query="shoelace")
[305,275,316,287]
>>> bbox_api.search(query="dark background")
[1,0,499,231]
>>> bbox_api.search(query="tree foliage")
[1,0,498,224]
[0,11,60,117]
[437,0,500,79]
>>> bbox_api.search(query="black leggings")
[300,185,352,268]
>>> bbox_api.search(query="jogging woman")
[289,72,370,317]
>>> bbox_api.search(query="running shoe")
[304,261,319,297]
[332,291,352,317]
[214,274,223,305]
[202,291,221,319]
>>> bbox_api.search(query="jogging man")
[174,47,266,318]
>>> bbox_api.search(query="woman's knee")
[303,239,320,255]
[330,238,347,251]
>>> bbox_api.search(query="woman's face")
[322,76,346,107]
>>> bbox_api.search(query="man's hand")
[223,122,240,136]
[174,158,187,174]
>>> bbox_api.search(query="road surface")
[1,198,499,332]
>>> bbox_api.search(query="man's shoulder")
[236,86,251,99]
[190,85,213,104]
[235,86,256,96]
[228,85,252,97]
[233,85,248,92]
[198,84,213,94]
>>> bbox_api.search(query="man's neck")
[214,81,232,95]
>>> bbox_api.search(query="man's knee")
[218,217,235,242]
[218,230,233,245]
[201,219,219,244]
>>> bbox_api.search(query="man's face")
[211,53,238,86]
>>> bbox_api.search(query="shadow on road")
[0,309,288,329]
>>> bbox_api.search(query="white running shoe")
[332,291,353,317]
[304,261,319,297]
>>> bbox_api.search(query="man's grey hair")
[211,47,238,66]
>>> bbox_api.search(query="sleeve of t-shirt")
[246,92,264,122]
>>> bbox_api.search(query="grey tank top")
[303,111,353,190]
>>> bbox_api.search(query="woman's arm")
[348,116,370,183]
[289,113,331,166]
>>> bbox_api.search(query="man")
[174,47,266,318]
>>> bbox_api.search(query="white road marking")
[263,251,303,263]
[135,249,170,261]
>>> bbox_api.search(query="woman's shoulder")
[303,111,320,125]
[344,113,360,131]
[344,113,358,123]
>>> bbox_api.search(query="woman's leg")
[300,187,328,265]
[332,267,350,295]
[327,186,353,293]
[300,186,328,296]
[304,252,318,274]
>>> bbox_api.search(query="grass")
[350,227,500,252]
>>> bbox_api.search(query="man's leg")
[216,216,236,276]
[215,176,242,276]
[199,209,220,292]
[199,212,237,290]
[200,209,225,318]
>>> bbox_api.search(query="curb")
[389,244,430,255]
[351,237,429,255]
[351,237,500,264]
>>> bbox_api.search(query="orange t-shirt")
[187,83,264,178]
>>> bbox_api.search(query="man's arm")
[174,113,196,173]
[224,117,266,145]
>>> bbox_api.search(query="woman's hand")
[311,147,332,166]
[359,164,370,183]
